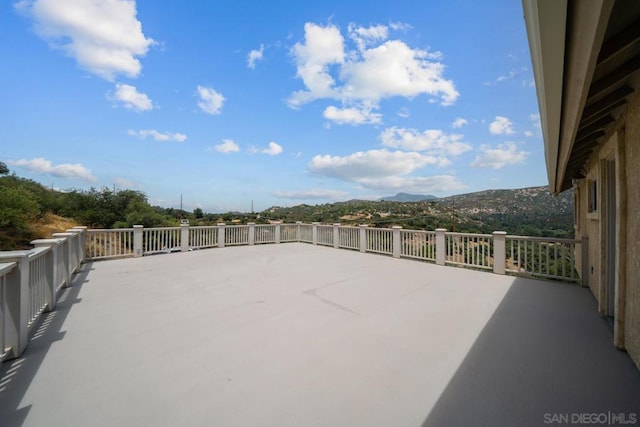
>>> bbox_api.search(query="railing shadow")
[0,262,93,426]
[421,277,640,427]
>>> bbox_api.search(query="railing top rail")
[0,262,17,275]
[506,235,580,244]
[0,250,32,260]
[87,228,135,232]
[143,227,181,231]
[399,229,436,234]
[28,246,50,260]
[445,232,493,238]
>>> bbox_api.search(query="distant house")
[523,0,640,369]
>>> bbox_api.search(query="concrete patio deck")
[0,243,639,426]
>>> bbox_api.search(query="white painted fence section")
[143,227,181,254]
[317,225,334,246]
[189,226,219,249]
[366,228,393,255]
[506,235,580,282]
[299,224,313,243]
[255,225,276,244]
[0,262,17,362]
[280,224,298,242]
[0,226,85,361]
[400,230,437,261]
[225,225,249,246]
[86,228,134,259]
[26,247,50,329]
[445,232,493,270]
[338,226,360,251]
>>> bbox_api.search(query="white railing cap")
[0,250,31,261]
[31,238,65,246]
[52,232,75,237]
[0,262,17,275]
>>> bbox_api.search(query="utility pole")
[251,200,254,214]
[452,195,456,232]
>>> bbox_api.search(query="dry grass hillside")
[1,214,79,250]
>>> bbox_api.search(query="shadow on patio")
[422,277,640,427]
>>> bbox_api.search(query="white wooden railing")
[0,227,86,362]
[0,222,586,365]
[83,223,584,283]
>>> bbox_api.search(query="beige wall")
[574,90,640,370]
[623,91,640,369]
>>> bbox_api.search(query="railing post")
[296,221,302,242]
[359,224,368,253]
[31,239,61,307]
[493,231,507,274]
[435,228,447,265]
[72,226,87,263]
[52,232,76,275]
[312,222,319,245]
[275,221,281,244]
[333,224,340,249]
[392,226,402,258]
[65,228,82,270]
[133,225,144,257]
[218,223,226,248]
[248,223,256,245]
[0,251,30,358]
[180,223,190,252]
[581,235,590,287]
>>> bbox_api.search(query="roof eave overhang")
[523,0,567,194]
[524,0,615,194]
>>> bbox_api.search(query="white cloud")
[341,40,457,103]
[380,127,472,157]
[272,189,348,201]
[9,157,97,182]
[309,149,438,181]
[323,105,382,125]
[247,44,264,69]
[287,22,458,117]
[389,21,413,32]
[489,116,515,135]
[529,113,541,130]
[357,175,465,193]
[348,23,389,51]
[452,117,468,128]
[16,0,154,81]
[483,67,527,86]
[196,85,225,115]
[127,129,186,142]
[262,142,283,156]
[110,83,153,112]
[470,142,528,169]
[289,23,345,107]
[523,113,541,137]
[397,107,410,118]
[212,139,240,153]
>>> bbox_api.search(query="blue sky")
[1,0,545,213]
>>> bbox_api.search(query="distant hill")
[263,185,575,238]
[380,192,437,202]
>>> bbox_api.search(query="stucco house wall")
[574,90,640,369]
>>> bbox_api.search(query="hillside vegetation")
[263,186,574,238]
[0,161,574,250]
